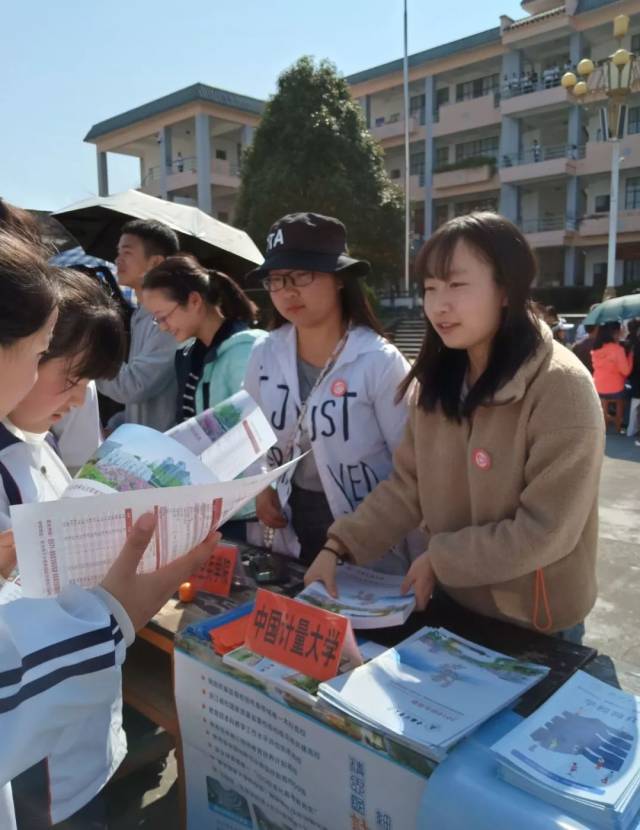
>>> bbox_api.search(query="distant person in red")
[591,322,633,433]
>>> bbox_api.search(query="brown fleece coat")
[329,326,605,632]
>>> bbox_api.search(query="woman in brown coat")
[305,212,604,642]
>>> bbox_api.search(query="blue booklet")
[492,671,640,830]
[319,627,548,761]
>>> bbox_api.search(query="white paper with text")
[14,460,297,598]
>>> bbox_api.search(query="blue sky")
[1,0,523,211]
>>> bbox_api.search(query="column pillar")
[195,113,212,214]
[499,49,522,222]
[241,124,255,147]
[564,247,578,286]
[97,150,109,197]
[159,125,173,200]
[499,112,520,222]
[423,75,435,238]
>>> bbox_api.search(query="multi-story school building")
[85,0,639,288]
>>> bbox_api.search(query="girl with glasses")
[142,256,266,423]
[243,212,422,570]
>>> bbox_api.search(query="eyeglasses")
[151,302,180,326]
[261,271,316,293]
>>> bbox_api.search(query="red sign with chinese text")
[245,589,349,681]
[190,544,237,597]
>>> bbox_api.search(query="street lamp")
[562,14,640,298]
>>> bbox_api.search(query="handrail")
[500,143,585,167]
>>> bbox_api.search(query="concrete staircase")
[390,315,426,361]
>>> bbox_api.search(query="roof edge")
[85,82,266,142]
[345,26,502,87]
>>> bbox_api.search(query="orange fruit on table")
[179,581,197,602]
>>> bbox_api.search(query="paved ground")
[56,434,640,829]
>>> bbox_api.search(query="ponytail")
[206,270,255,324]
[143,256,256,324]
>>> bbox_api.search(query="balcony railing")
[171,156,197,173]
[518,215,574,233]
[500,143,585,167]
[433,91,500,123]
[500,66,571,99]
[141,156,240,186]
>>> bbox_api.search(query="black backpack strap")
[0,423,24,506]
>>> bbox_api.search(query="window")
[629,106,640,136]
[454,136,499,162]
[593,262,607,291]
[435,204,450,227]
[435,146,449,167]
[412,204,425,238]
[215,149,227,160]
[436,87,450,107]
[626,177,640,210]
[595,194,610,213]
[410,93,426,125]
[389,168,401,180]
[410,150,425,177]
[375,116,385,127]
[455,73,500,102]
[624,260,640,283]
[632,33,640,54]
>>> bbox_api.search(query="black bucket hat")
[246,212,370,279]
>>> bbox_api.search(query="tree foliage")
[235,57,404,286]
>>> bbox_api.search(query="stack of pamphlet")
[223,640,386,706]
[297,564,415,629]
[318,627,549,762]
[492,670,640,830]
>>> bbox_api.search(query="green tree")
[235,56,404,287]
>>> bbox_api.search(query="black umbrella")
[53,190,263,278]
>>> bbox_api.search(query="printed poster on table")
[175,646,428,830]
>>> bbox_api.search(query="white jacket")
[0,421,72,531]
[244,324,423,572]
[0,585,134,828]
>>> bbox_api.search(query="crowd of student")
[0,202,607,828]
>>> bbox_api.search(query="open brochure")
[492,671,640,830]
[12,392,297,598]
[318,627,549,762]
[296,564,415,629]
[223,640,387,707]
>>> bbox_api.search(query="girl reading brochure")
[0,268,126,529]
[306,212,604,641]
[0,226,220,830]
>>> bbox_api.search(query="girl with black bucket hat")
[244,212,423,570]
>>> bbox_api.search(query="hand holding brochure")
[296,564,415,629]
[12,393,293,598]
[318,627,549,762]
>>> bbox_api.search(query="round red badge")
[473,449,492,471]
[331,379,348,397]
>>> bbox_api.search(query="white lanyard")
[283,325,351,462]
[262,326,351,549]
